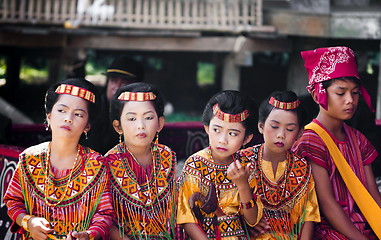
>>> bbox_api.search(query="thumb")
[245,162,252,171]
[40,218,53,231]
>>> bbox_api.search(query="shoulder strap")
[305,122,381,238]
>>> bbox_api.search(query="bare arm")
[364,165,381,207]
[227,160,259,226]
[300,221,313,240]
[183,223,209,240]
[310,161,368,240]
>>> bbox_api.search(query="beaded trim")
[212,104,249,123]
[118,92,156,101]
[107,69,136,77]
[55,84,95,103]
[269,97,300,110]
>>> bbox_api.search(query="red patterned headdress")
[212,104,249,123]
[55,84,95,103]
[301,46,374,111]
[118,92,156,101]
[269,97,300,110]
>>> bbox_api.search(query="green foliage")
[197,62,215,86]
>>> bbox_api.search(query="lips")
[275,142,284,147]
[216,147,228,152]
[60,125,71,131]
[344,108,354,113]
[137,133,147,138]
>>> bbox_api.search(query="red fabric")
[301,46,374,112]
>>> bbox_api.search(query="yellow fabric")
[305,122,381,239]
[177,148,263,239]
[261,159,288,182]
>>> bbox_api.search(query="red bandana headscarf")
[301,46,374,112]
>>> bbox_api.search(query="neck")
[315,112,345,140]
[50,139,78,159]
[125,143,153,168]
[262,144,287,163]
[210,151,232,164]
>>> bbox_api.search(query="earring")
[45,121,49,131]
[84,131,88,140]
[119,134,123,143]
[154,132,159,144]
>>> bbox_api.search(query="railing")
[0,0,263,33]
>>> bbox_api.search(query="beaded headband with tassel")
[269,97,300,110]
[212,104,249,123]
[55,84,95,103]
[118,92,156,101]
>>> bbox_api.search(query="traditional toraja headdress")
[269,97,300,110]
[55,84,95,103]
[118,92,156,101]
[301,46,374,111]
[212,104,249,123]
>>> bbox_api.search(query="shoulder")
[20,142,49,158]
[80,145,104,163]
[156,143,176,158]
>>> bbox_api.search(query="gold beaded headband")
[269,97,300,110]
[55,84,95,103]
[118,92,156,101]
[212,104,250,123]
[107,69,136,77]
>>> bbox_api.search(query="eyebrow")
[212,124,241,132]
[57,104,87,112]
[270,119,297,126]
[125,111,155,115]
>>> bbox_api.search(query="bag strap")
[305,122,381,238]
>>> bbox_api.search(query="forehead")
[210,116,245,130]
[54,94,88,109]
[329,79,359,89]
[122,100,156,113]
[266,108,298,124]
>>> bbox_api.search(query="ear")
[46,113,51,124]
[311,91,319,104]
[157,116,165,132]
[204,125,209,135]
[258,122,264,134]
[243,133,253,146]
[112,120,123,134]
[84,123,91,132]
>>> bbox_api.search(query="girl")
[177,90,262,240]
[4,78,114,240]
[105,82,177,240]
[293,46,381,239]
[241,90,320,239]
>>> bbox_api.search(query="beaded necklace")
[44,144,80,207]
[208,146,241,216]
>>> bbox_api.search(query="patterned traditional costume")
[105,142,177,240]
[293,120,378,239]
[4,142,114,239]
[177,147,263,240]
[240,144,320,240]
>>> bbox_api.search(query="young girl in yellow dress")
[105,82,177,240]
[177,90,263,240]
[241,91,320,239]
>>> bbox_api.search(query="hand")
[227,160,251,187]
[67,231,92,240]
[28,217,54,240]
[247,217,270,237]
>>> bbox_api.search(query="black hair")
[322,76,361,90]
[259,90,305,129]
[110,82,165,122]
[45,78,101,126]
[202,90,258,137]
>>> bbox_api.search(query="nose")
[345,93,354,104]
[64,114,73,124]
[218,134,228,145]
[277,129,285,139]
[137,119,146,130]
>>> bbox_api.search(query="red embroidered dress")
[240,144,320,240]
[4,142,114,239]
[292,119,378,239]
[105,142,177,240]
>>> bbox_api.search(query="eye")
[271,125,279,129]
[229,132,238,137]
[213,128,220,133]
[145,116,154,120]
[336,92,344,96]
[286,128,295,132]
[353,90,360,95]
[127,117,136,121]
[75,113,84,118]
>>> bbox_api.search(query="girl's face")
[324,79,359,121]
[47,94,90,141]
[205,116,252,163]
[113,101,164,150]
[259,108,299,155]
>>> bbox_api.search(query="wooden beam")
[0,32,66,47]
[68,35,291,52]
